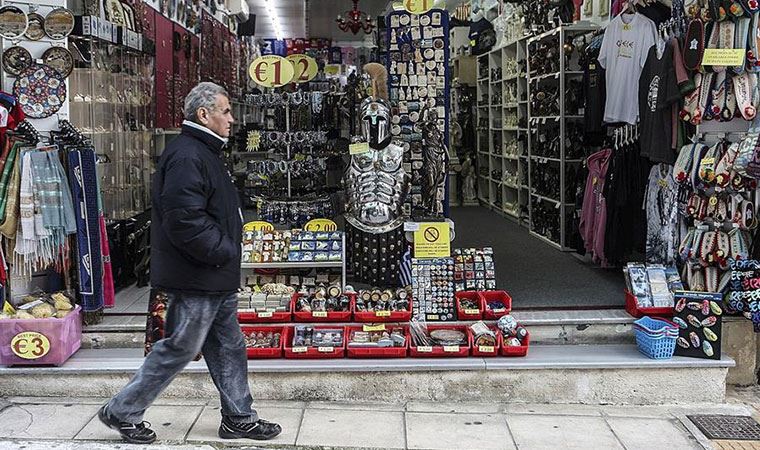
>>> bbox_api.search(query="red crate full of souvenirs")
[624,290,674,318]
[353,288,412,323]
[409,324,471,358]
[346,324,409,358]
[500,330,530,357]
[468,322,500,357]
[282,325,346,359]
[456,291,485,320]
[241,326,283,359]
[292,291,354,323]
[482,290,513,319]
[0,305,82,366]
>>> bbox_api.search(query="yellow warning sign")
[414,222,450,258]
[702,49,745,67]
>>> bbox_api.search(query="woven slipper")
[734,72,757,119]
[684,18,706,70]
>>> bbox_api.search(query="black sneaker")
[218,416,282,440]
[98,404,157,444]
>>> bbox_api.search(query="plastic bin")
[241,326,284,359]
[499,330,530,357]
[292,292,354,323]
[468,324,499,357]
[0,305,82,366]
[353,294,413,323]
[409,324,470,357]
[456,291,484,320]
[282,325,346,359]
[633,316,677,359]
[346,325,409,358]
[624,290,674,318]
[482,290,513,319]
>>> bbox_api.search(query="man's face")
[197,94,234,138]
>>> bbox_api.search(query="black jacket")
[150,123,242,294]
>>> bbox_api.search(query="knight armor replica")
[345,64,410,234]
[344,63,410,286]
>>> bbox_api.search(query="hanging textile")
[645,164,680,265]
[96,165,115,308]
[0,146,21,238]
[579,148,613,266]
[68,147,104,313]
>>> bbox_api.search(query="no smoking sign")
[413,222,450,258]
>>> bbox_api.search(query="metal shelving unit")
[526,24,598,250]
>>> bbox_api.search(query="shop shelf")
[499,330,530,357]
[241,326,284,359]
[624,290,674,318]
[482,290,513,319]
[455,291,485,320]
[237,309,291,323]
[345,325,409,358]
[409,324,471,358]
[468,324,500,357]
[529,230,563,250]
[292,293,354,323]
[353,296,412,323]
[242,261,343,269]
[282,325,346,359]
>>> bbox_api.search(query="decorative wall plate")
[42,46,73,78]
[44,7,75,40]
[0,6,27,39]
[2,46,32,76]
[24,12,45,41]
[13,64,67,119]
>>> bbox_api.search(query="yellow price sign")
[287,54,319,83]
[313,311,328,318]
[363,324,386,332]
[479,345,495,353]
[376,310,392,317]
[349,142,370,155]
[292,346,308,353]
[11,332,50,360]
[443,345,460,352]
[413,222,451,258]
[243,221,274,232]
[404,0,434,14]
[702,49,746,66]
[317,346,333,353]
[304,219,338,232]
[249,55,295,87]
[417,345,433,352]
[258,311,273,318]
[464,309,480,315]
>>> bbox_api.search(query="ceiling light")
[336,0,375,34]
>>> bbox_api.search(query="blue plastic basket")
[633,316,677,359]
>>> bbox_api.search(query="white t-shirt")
[598,13,657,125]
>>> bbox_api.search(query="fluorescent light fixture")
[263,0,283,39]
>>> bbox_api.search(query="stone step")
[82,309,638,349]
[0,345,733,405]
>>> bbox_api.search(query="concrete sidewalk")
[0,395,757,449]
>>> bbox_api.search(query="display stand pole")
[286,101,291,197]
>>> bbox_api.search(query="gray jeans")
[107,291,257,424]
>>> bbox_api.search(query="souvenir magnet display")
[15,68,64,118]
[673,291,723,360]
[44,7,75,40]
[2,46,32,77]
[0,6,28,39]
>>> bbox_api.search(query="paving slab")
[186,404,301,446]
[505,403,602,416]
[406,401,502,414]
[7,397,106,405]
[207,399,305,409]
[405,412,513,450]
[308,400,404,411]
[0,403,100,439]
[75,404,203,442]
[600,405,676,418]
[2,441,216,450]
[606,417,701,450]
[297,408,404,449]
[508,414,623,449]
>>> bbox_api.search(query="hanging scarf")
[95,161,114,308]
[0,147,21,238]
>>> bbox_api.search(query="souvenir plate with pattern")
[13,64,66,119]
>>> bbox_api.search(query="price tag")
[349,142,370,155]
[491,308,506,313]
[427,314,440,321]
[417,345,433,352]
[376,310,392,317]
[287,54,318,83]
[318,346,333,353]
[258,311,273,318]
[479,345,495,353]
[404,0,434,14]
[313,311,328,318]
[292,346,308,353]
[243,221,274,232]
[304,218,338,232]
[249,55,295,87]
[363,324,386,332]
[464,309,480,315]
[443,345,460,352]
[10,332,51,359]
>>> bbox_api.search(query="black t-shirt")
[583,61,606,144]
[639,42,680,164]
[639,2,672,26]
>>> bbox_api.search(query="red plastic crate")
[482,290,513,319]
[346,325,409,358]
[292,292,354,322]
[282,325,346,359]
[237,309,291,323]
[624,290,674,318]
[456,291,485,320]
[409,324,470,357]
[499,330,530,357]
[467,324,500,357]
[353,293,413,323]
[241,326,283,359]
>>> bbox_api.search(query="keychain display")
[256,197,334,227]
[411,257,456,321]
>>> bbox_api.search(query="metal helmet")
[360,97,392,150]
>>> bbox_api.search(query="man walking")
[98,82,281,444]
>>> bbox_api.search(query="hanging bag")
[733,132,760,178]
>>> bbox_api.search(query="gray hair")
[183,82,229,121]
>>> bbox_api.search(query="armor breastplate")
[345,143,409,233]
